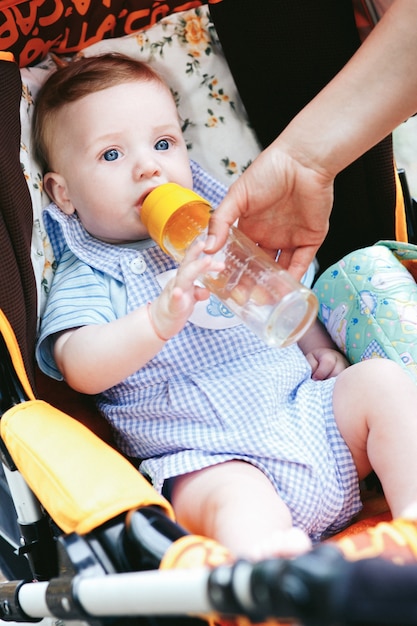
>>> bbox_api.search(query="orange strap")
[0,51,15,62]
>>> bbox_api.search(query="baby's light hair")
[33,53,168,173]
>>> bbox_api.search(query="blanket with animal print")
[314,241,417,383]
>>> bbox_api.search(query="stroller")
[1,1,417,624]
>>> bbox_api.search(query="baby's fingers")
[307,349,348,380]
[183,238,206,262]
[177,242,224,289]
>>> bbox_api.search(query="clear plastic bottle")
[141,183,318,347]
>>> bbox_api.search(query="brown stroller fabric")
[0,55,37,391]
[209,0,397,271]
[0,54,114,439]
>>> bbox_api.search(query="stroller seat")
[1,2,417,625]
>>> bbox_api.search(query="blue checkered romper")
[37,162,362,542]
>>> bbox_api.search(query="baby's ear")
[43,172,75,215]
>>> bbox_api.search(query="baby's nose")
[133,155,161,180]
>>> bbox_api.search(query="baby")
[35,53,417,559]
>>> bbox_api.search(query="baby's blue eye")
[155,139,170,151]
[103,148,121,161]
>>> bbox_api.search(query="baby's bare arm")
[54,242,222,394]
[53,306,165,394]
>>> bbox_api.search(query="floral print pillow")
[19,5,261,321]
[81,6,261,183]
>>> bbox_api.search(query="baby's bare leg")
[170,460,311,559]
[333,359,417,519]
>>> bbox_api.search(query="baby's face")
[45,79,193,244]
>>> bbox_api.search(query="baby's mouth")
[138,187,157,210]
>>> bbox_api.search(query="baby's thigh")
[170,460,292,539]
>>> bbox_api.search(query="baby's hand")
[148,241,224,340]
[305,348,349,380]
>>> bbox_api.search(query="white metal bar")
[14,569,213,620]
[17,581,51,618]
[75,569,212,617]
[2,465,43,525]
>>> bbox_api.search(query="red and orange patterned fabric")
[0,0,205,67]
[0,1,393,69]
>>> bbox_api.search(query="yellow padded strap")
[1,400,174,534]
[0,309,35,401]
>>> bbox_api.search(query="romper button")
[130,254,147,275]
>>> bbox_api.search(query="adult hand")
[207,139,334,281]
[207,1,417,282]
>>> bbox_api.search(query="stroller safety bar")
[3,544,417,625]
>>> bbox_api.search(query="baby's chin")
[94,231,150,245]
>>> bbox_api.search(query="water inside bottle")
[203,239,318,347]
[162,203,210,257]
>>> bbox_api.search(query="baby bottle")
[141,183,318,347]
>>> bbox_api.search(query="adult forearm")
[206,0,417,279]
[277,0,417,179]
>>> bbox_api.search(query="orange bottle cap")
[141,183,211,247]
